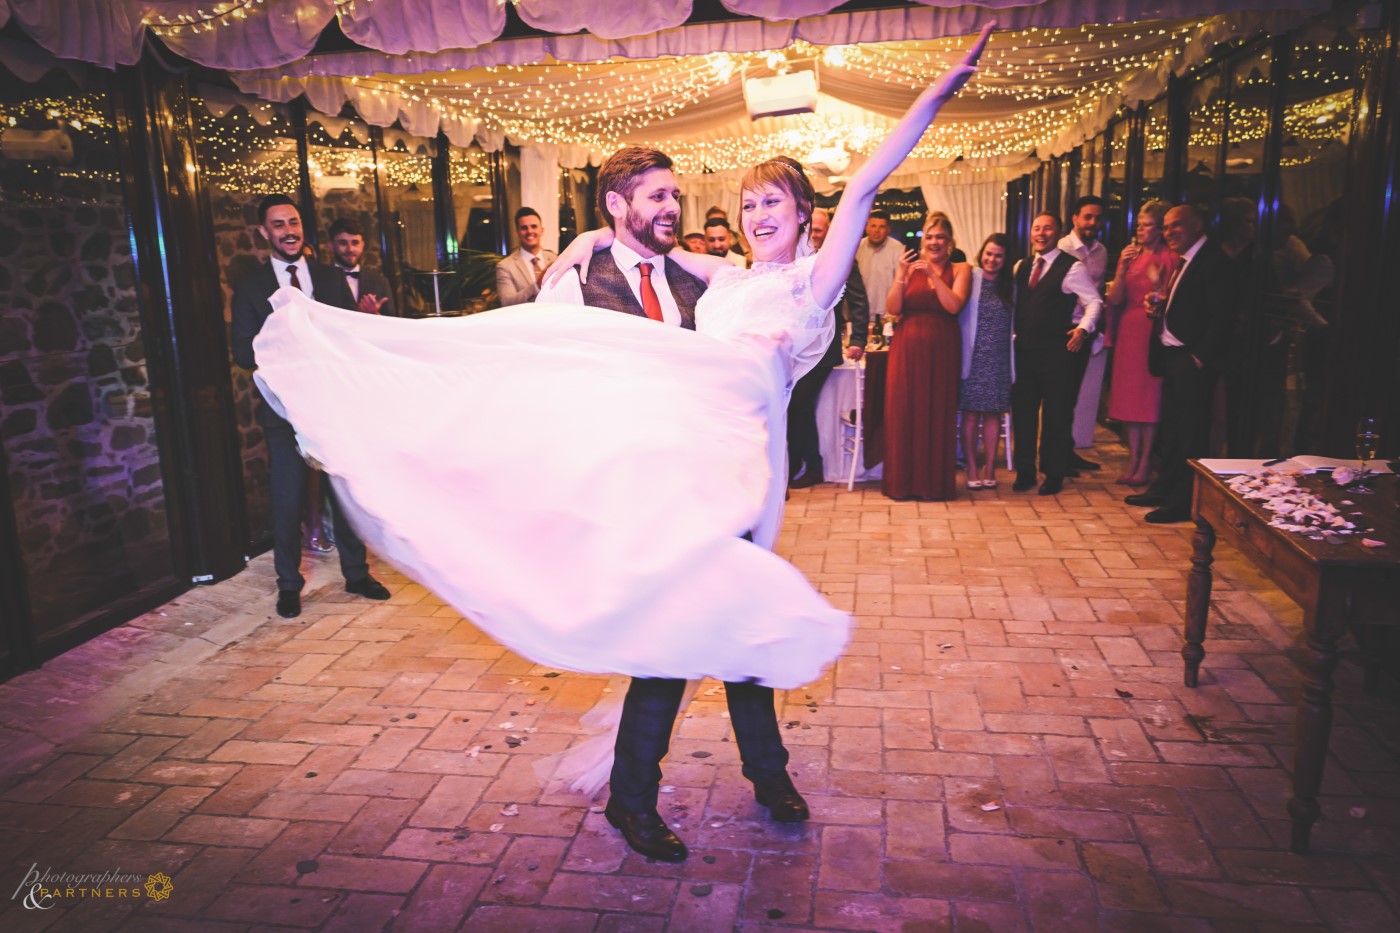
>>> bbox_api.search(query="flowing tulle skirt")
[252,288,849,690]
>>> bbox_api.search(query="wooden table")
[1185,462,1400,854]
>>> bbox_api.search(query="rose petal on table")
[1362,538,1386,548]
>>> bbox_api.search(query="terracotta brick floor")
[3,435,1398,931]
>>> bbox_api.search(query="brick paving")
[2,435,1398,931]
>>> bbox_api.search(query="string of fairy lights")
[238,19,1238,171]
[0,17,1365,202]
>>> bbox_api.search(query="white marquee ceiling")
[0,0,1330,178]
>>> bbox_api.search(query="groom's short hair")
[596,147,673,230]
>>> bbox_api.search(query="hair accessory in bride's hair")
[741,156,816,234]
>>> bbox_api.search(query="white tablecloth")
[815,362,881,483]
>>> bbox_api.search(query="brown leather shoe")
[753,773,811,823]
[604,800,688,862]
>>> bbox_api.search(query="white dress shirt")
[1058,231,1107,325]
[1021,247,1103,334]
[337,263,360,300]
[856,238,903,318]
[1160,234,1205,347]
[273,256,316,300]
[536,240,684,326]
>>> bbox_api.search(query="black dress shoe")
[345,576,391,600]
[276,590,301,619]
[1038,477,1063,496]
[1070,454,1101,471]
[1144,506,1191,524]
[1012,473,1037,492]
[753,773,810,823]
[1124,492,1166,507]
[604,800,688,862]
[1064,468,1081,478]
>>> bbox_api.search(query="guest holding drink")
[1104,200,1179,486]
[882,211,971,501]
[958,234,1015,488]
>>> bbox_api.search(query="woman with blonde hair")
[882,211,971,500]
[1104,199,1180,485]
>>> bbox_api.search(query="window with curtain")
[1251,18,1369,458]
[1138,98,1171,207]
[1183,72,1226,217]
[305,113,389,305]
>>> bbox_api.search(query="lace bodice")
[694,254,838,384]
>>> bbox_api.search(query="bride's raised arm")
[809,21,994,309]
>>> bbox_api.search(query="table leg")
[1182,517,1215,688]
[1288,597,1345,855]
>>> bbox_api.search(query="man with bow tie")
[496,207,558,306]
[230,195,393,620]
[329,217,394,317]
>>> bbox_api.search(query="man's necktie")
[637,261,664,322]
[287,264,302,291]
[532,255,544,286]
[1028,255,1045,288]
[343,269,360,278]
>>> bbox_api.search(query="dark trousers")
[787,361,835,477]
[609,677,789,813]
[1011,342,1083,480]
[266,422,369,592]
[1148,348,1217,511]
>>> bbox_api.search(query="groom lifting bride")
[251,22,993,867]
[537,23,995,862]
[540,147,809,861]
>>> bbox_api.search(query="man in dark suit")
[787,206,869,487]
[1126,204,1234,523]
[230,194,392,620]
[328,217,394,316]
[538,147,807,864]
[1010,213,1103,495]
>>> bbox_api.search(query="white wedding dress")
[252,254,850,691]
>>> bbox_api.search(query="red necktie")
[1028,255,1045,288]
[637,261,664,322]
[287,264,302,291]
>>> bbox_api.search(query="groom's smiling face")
[611,167,681,257]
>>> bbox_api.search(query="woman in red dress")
[882,211,972,500]
[1104,200,1180,486]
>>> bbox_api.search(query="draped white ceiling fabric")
[0,0,1328,203]
[228,12,1296,173]
[2,0,1325,70]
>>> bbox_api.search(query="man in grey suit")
[496,207,558,306]
[329,217,394,316]
[230,195,392,620]
[537,146,807,864]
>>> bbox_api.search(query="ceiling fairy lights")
[237,17,1267,172]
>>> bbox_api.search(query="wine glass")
[1357,417,1380,469]
[1355,416,1380,492]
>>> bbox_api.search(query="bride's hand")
[931,21,995,102]
[542,227,614,288]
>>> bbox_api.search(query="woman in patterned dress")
[958,234,1016,488]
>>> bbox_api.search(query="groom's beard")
[625,207,678,254]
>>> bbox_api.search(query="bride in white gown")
[251,25,993,693]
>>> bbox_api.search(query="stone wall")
[0,162,173,635]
